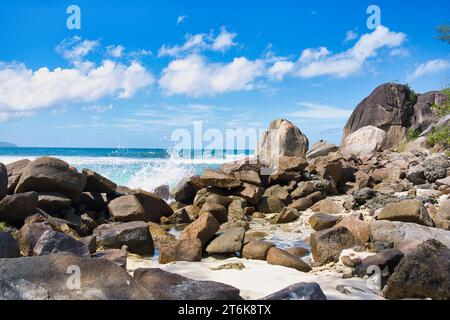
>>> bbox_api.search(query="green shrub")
[0,222,6,232]
[405,83,418,107]
[396,142,407,153]
[406,128,420,142]
[427,126,450,149]
[432,87,450,117]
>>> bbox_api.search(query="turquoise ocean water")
[0,147,252,191]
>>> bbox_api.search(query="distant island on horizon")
[0,142,17,147]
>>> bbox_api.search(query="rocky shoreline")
[0,83,449,300]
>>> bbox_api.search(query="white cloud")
[177,15,187,25]
[407,59,450,81]
[82,104,113,113]
[211,27,237,52]
[267,60,295,80]
[269,26,406,80]
[159,54,265,96]
[107,45,125,58]
[389,48,410,57]
[344,30,358,43]
[296,26,405,78]
[56,36,99,62]
[158,27,237,57]
[299,47,330,64]
[158,33,207,57]
[287,102,353,120]
[0,60,154,118]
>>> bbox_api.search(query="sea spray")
[0,147,252,192]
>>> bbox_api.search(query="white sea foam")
[0,151,249,192]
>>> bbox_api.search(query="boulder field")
[0,82,449,300]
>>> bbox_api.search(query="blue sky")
[0,0,449,148]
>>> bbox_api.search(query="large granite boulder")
[257,119,309,166]
[335,216,370,243]
[33,230,90,257]
[93,221,154,255]
[82,169,117,194]
[206,227,245,254]
[15,157,86,200]
[134,190,173,222]
[310,226,363,265]
[37,192,72,215]
[340,126,387,159]
[383,240,450,300]
[179,212,220,246]
[309,213,339,231]
[4,159,30,195]
[0,163,7,200]
[159,238,202,264]
[17,220,54,256]
[377,199,433,227]
[355,248,404,277]
[369,220,450,247]
[262,282,327,300]
[0,255,151,299]
[242,240,275,260]
[0,191,38,227]
[266,247,312,272]
[342,83,415,149]
[133,268,243,300]
[170,177,198,203]
[270,207,300,224]
[108,195,146,222]
[0,231,20,258]
[197,170,242,189]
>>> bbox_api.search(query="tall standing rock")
[257,119,309,166]
[410,91,446,133]
[343,83,416,149]
[340,126,387,159]
[15,157,86,200]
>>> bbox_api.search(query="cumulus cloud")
[296,26,406,78]
[287,102,353,120]
[270,26,406,80]
[211,27,237,52]
[267,60,295,80]
[56,36,99,62]
[158,27,237,57]
[407,59,450,81]
[0,60,154,119]
[107,45,125,58]
[159,54,265,96]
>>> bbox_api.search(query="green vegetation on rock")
[406,128,420,142]
[432,87,450,117]
[0,222,7,232]
[427,126,450,149]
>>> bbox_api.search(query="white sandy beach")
[127,194,383,300]
[126,256,383,300]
